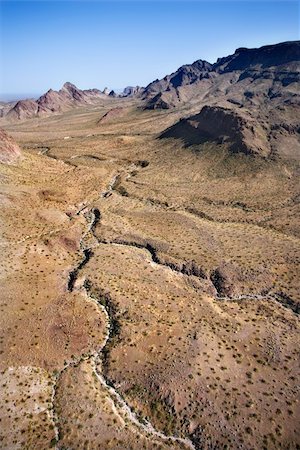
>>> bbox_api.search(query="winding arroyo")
[94,236,298,315]
[67,248,93,291]
[49,162,297,449]
[52,171,197,450]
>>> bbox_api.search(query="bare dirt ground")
[0,99,299,449]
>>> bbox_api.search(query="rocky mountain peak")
[122,86,143,97]
[62,81,77,90]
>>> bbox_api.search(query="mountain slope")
[144,41,300,110]
[154,41,300,159]
[160,105,271,157]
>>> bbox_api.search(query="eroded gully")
[46,162,298,449]
[50,171,197,450]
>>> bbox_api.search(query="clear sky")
[0,0,299,100]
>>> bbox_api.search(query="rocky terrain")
[0,41,299,450]
[98,107,127,124]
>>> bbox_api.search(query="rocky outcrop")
[144,59,212,98]
[210,262,243,297]
[0,101,16,118]
[61,82,87,102]
[7,100,38,120]
[0,128,21,163]
[160,105,271,157]
[37,89,68,115]
[122,86,143,97]
[37,82,106,115]
[97,107,126,124]
[145,92,177,110]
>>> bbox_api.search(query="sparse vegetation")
[0,76,299,450]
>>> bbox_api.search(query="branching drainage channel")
[51,173,197,450]
[52,167,298,449]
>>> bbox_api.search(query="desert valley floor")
[0,96,299,450]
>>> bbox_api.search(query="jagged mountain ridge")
[5,82,137,120]
[6,82,109,120]
[143,59,212,98]
[143,41,300,109]
[153,41,300,158]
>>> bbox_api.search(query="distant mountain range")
[4,82,108,120]
[1,41,299,159]
[1,83,142,120]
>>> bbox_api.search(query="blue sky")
[0,1,299,99]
